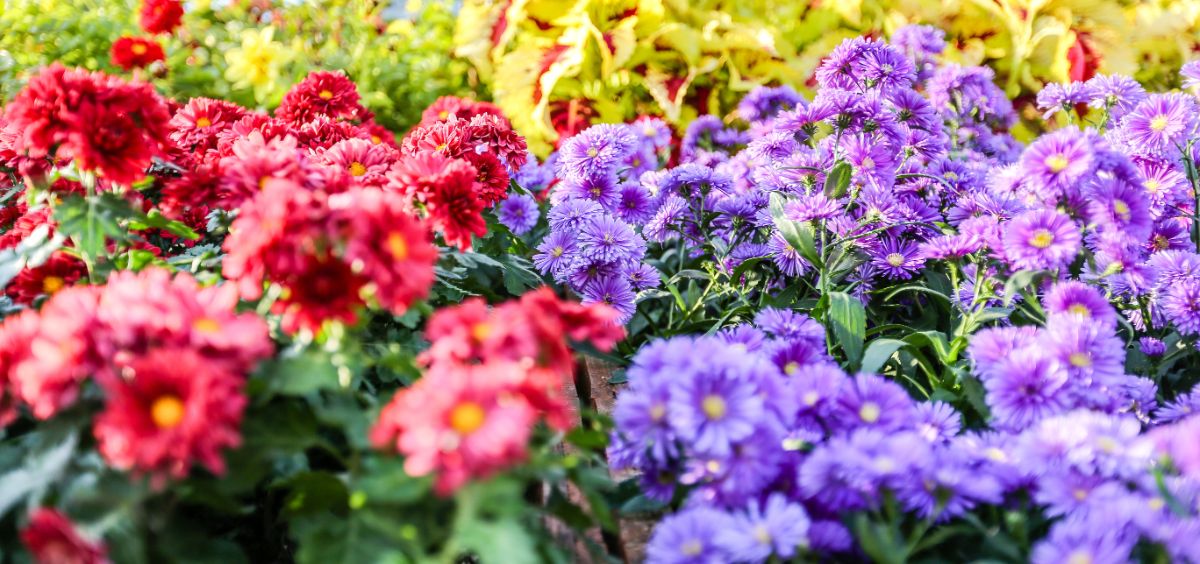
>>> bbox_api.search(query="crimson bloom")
[275,71,371,124]
[110,36,165,71]
[94,347,246,483]
[20,508,108,564]
[168,97,249,153]
[388,152,485,251]
[139,0,183,34]
[4,251,87,306]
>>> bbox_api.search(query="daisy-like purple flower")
[869,239,924,279]
[829,373,917,433]
[885,88,939,132]
[627,263,661,291]
[1120,93,1198,155]
[914,401,962,443]
[612,367,678,466]
[1002,209,1081,271]
[1084,74,1145,121]
[738,85,804,125]
[786,193,842,222]
[1183,60,1200,89]
[1018,127,1095,198]
[580,274,637,323]
[1042,280,1117,328]
[668,341,770,457]
[891,25,944,81]
[1140,336,1166,357]
[532,230,577,278]
[1085,176,1153,243]
[556,123,638,179]
[644,195,688,242]
[546,197,603,231]
[615,182,655,225]
[1155,388,1200,424]
[646,508,733,564]
[560,173,622,210]
[633,116,672,151]
[1045,316,1126,384]
[754,307,826,345]
[841,133,897,188]
[859,43,917,92]
[769,232,809,277]
[715,494,810,561]
[495,193,539,235]
[983,347,1069,431]
[1035,81,1093,120]
[577,214,642,264]
[1030,514,1135,564]
[815,37,873,91]
[919,233,983,260]
[1161,279,1200,335]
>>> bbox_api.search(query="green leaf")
[0,224,63,287]
[456,519,539,564]
[54,193,136,261]
[1002,270,1043,307]
[276,471,350,517]
[828,291,866,367]
[259,351,340,396]
[497,254,542,296]
[292,513,398,564]
[823,160,852,199]
[0,431,77,518]
[127,208,200,240]
[768,193,820,268]
[860,338,907,374]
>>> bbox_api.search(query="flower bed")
[2,1,1200,563]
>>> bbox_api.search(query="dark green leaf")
[768,193,820,267]
[823,161,852,199]
[860,338,907,374]
[828,291,866,367]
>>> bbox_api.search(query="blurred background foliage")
[0,0,479,132]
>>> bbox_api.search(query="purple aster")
[800,429,924,512]
[667,340,772,456]
[927,64,1015,127]
[918,233,983,260]
[1161,278,1200,335]
[714,494,810,561]
[815,37,873,91]
[746,131,800,161]
[513,151,554,191]
[754,307,826,345]
[718,325,768,353]
[807,520,853,553]
[682,115,737,162]
[612,367,678,466]
[1045,316,1126,385]
[1147,220,1192,254]
[914,401,962,443]
[1137,160,1190,214]
[1018,127,1095,198]
[1140,336,1166,357]
[859,43,917,92]
[643,195,688,243]
[890,25,944,81]
[580,274,637,323]
[1120,93,1198,155]
[788,363,845,442]
[885,88,939,132]
[546,197,603,231]
[983,347,1069,431]
[1085,176,1153,243]
[768,231,809,277]
[785,193,842,221]
[556,123,638,179]
[1035,81,1093,120]
[1148,250,1200,288]
[1002,209,1081,271]
[560,173,622,211]
[841,133,897,188]
[646,508,734,564]
[1030,514,1135,564]
[1156,388,1200,424]
[1042,280,1117,329]
[829,373,917,433]
[683,429,787,507]
[895,444,1004,519]
[577,214,643,264]
[495,193,539,235]
[660,163,732,199]
[768,339,832,378]
[532,230,577,278]
[615,181,655,225]
[869,239,924,279]
[1183,60,1200,90]
[737,85,804,125]
[627,262,661,291]
[633,116,673,151]
[1084,74,1146,121]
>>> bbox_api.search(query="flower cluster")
[0,268,271,482]
[371,288,623,494]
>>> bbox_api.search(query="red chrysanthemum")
[139,0,183,34]
[370,362,538,496]
[0,206,53,249]
[5,251,87,306]
[465,112,527,170]
[462,150,510,205]
[161,159,221,216]
[94,347,246,482]
[419,96,505,126]
[213,113,294,157]
[362,121,399,148]
[388,152,486,250]
[4,64,171,186]
[400,118,470,158]
[169,97,248,153]
[110,36,165,71]
[275,71,370,124]
[21,509,109,564]
[327,187,437,313]
[218,132,320,208]
[319,137,398,188]
[0,310,39,428]
[0,115,52,179]
[10,286,101,420]
[292,115,371,151]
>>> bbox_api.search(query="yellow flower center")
[753,525,771,545]
[681,540,703,556]
[348,161,368,177]
[151,395,186,429]
[1096,436,1118,453]
[436,143,448,153]
[319,89,334,100]
[195,116,212,128]
[131,43,148,55]
[1148,497,1166,510]
[387,232,409,261]
[449,402,486,435]
[1113,200,1130,219]
[1044,154,1069,173]
[1068,352,1092,368]
[1073,488,1089,501]
[859,402,881,423]
[1068,551,1093,564]
[471,322,491,341]
[1150,115,1169,132]
[803,391,819,406]
[1144,180,1161,193]
[701,395,727,420]
[586,147,599,158]
[784,361,800,375]
[370,135,382,144]
[1028,229,1055,249]
[41,275,65,294]
[551,246,564,257]
[1154,235,1170,250]
[650,404,666,421]
[259,175,271,190]
[1067,304,1091,317]
[193,317,221,333]
[860,157,875,170]
[886,253,905,267]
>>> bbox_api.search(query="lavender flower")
[1001,210,1081,271]
[495,193,538,235]
[646,508,733,564]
